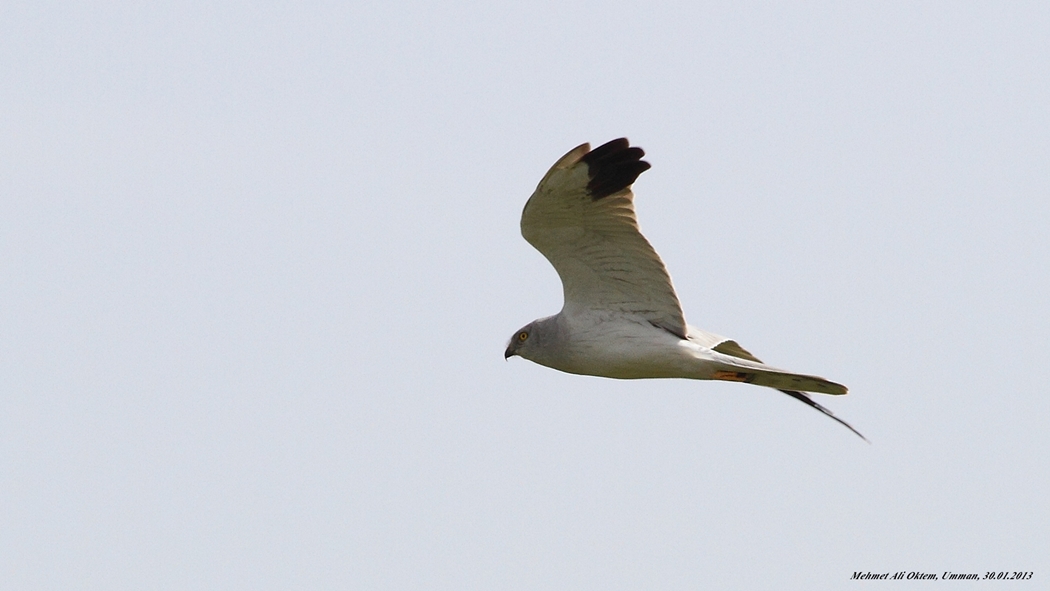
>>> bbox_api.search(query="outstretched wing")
[520,139,687,338]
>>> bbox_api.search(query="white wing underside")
[520,142,688,338]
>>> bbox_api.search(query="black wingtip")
[778,389,869,443]
[579,138,651,200]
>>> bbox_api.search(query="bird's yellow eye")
[518,331,529,341]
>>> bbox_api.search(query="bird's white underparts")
[505,138,865,441]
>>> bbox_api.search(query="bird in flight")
[505,138,865,440]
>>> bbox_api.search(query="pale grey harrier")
[505,138,864,440]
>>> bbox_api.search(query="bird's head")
[504,322,535,360]
[504,316,559,362]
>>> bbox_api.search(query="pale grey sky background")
[2,1,1048,589]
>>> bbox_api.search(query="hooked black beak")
[504,343,516,360]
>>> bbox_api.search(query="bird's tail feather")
[777,389,868,442]
[705,352,865,440]
[687,328,847,395]
[686,327,862,439]
[707,352,848,396]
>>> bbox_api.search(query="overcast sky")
[2,2,1048,589]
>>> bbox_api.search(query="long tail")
[688,330,866,440]
[777,389,868,442]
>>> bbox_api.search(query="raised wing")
[521,139,687,338]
